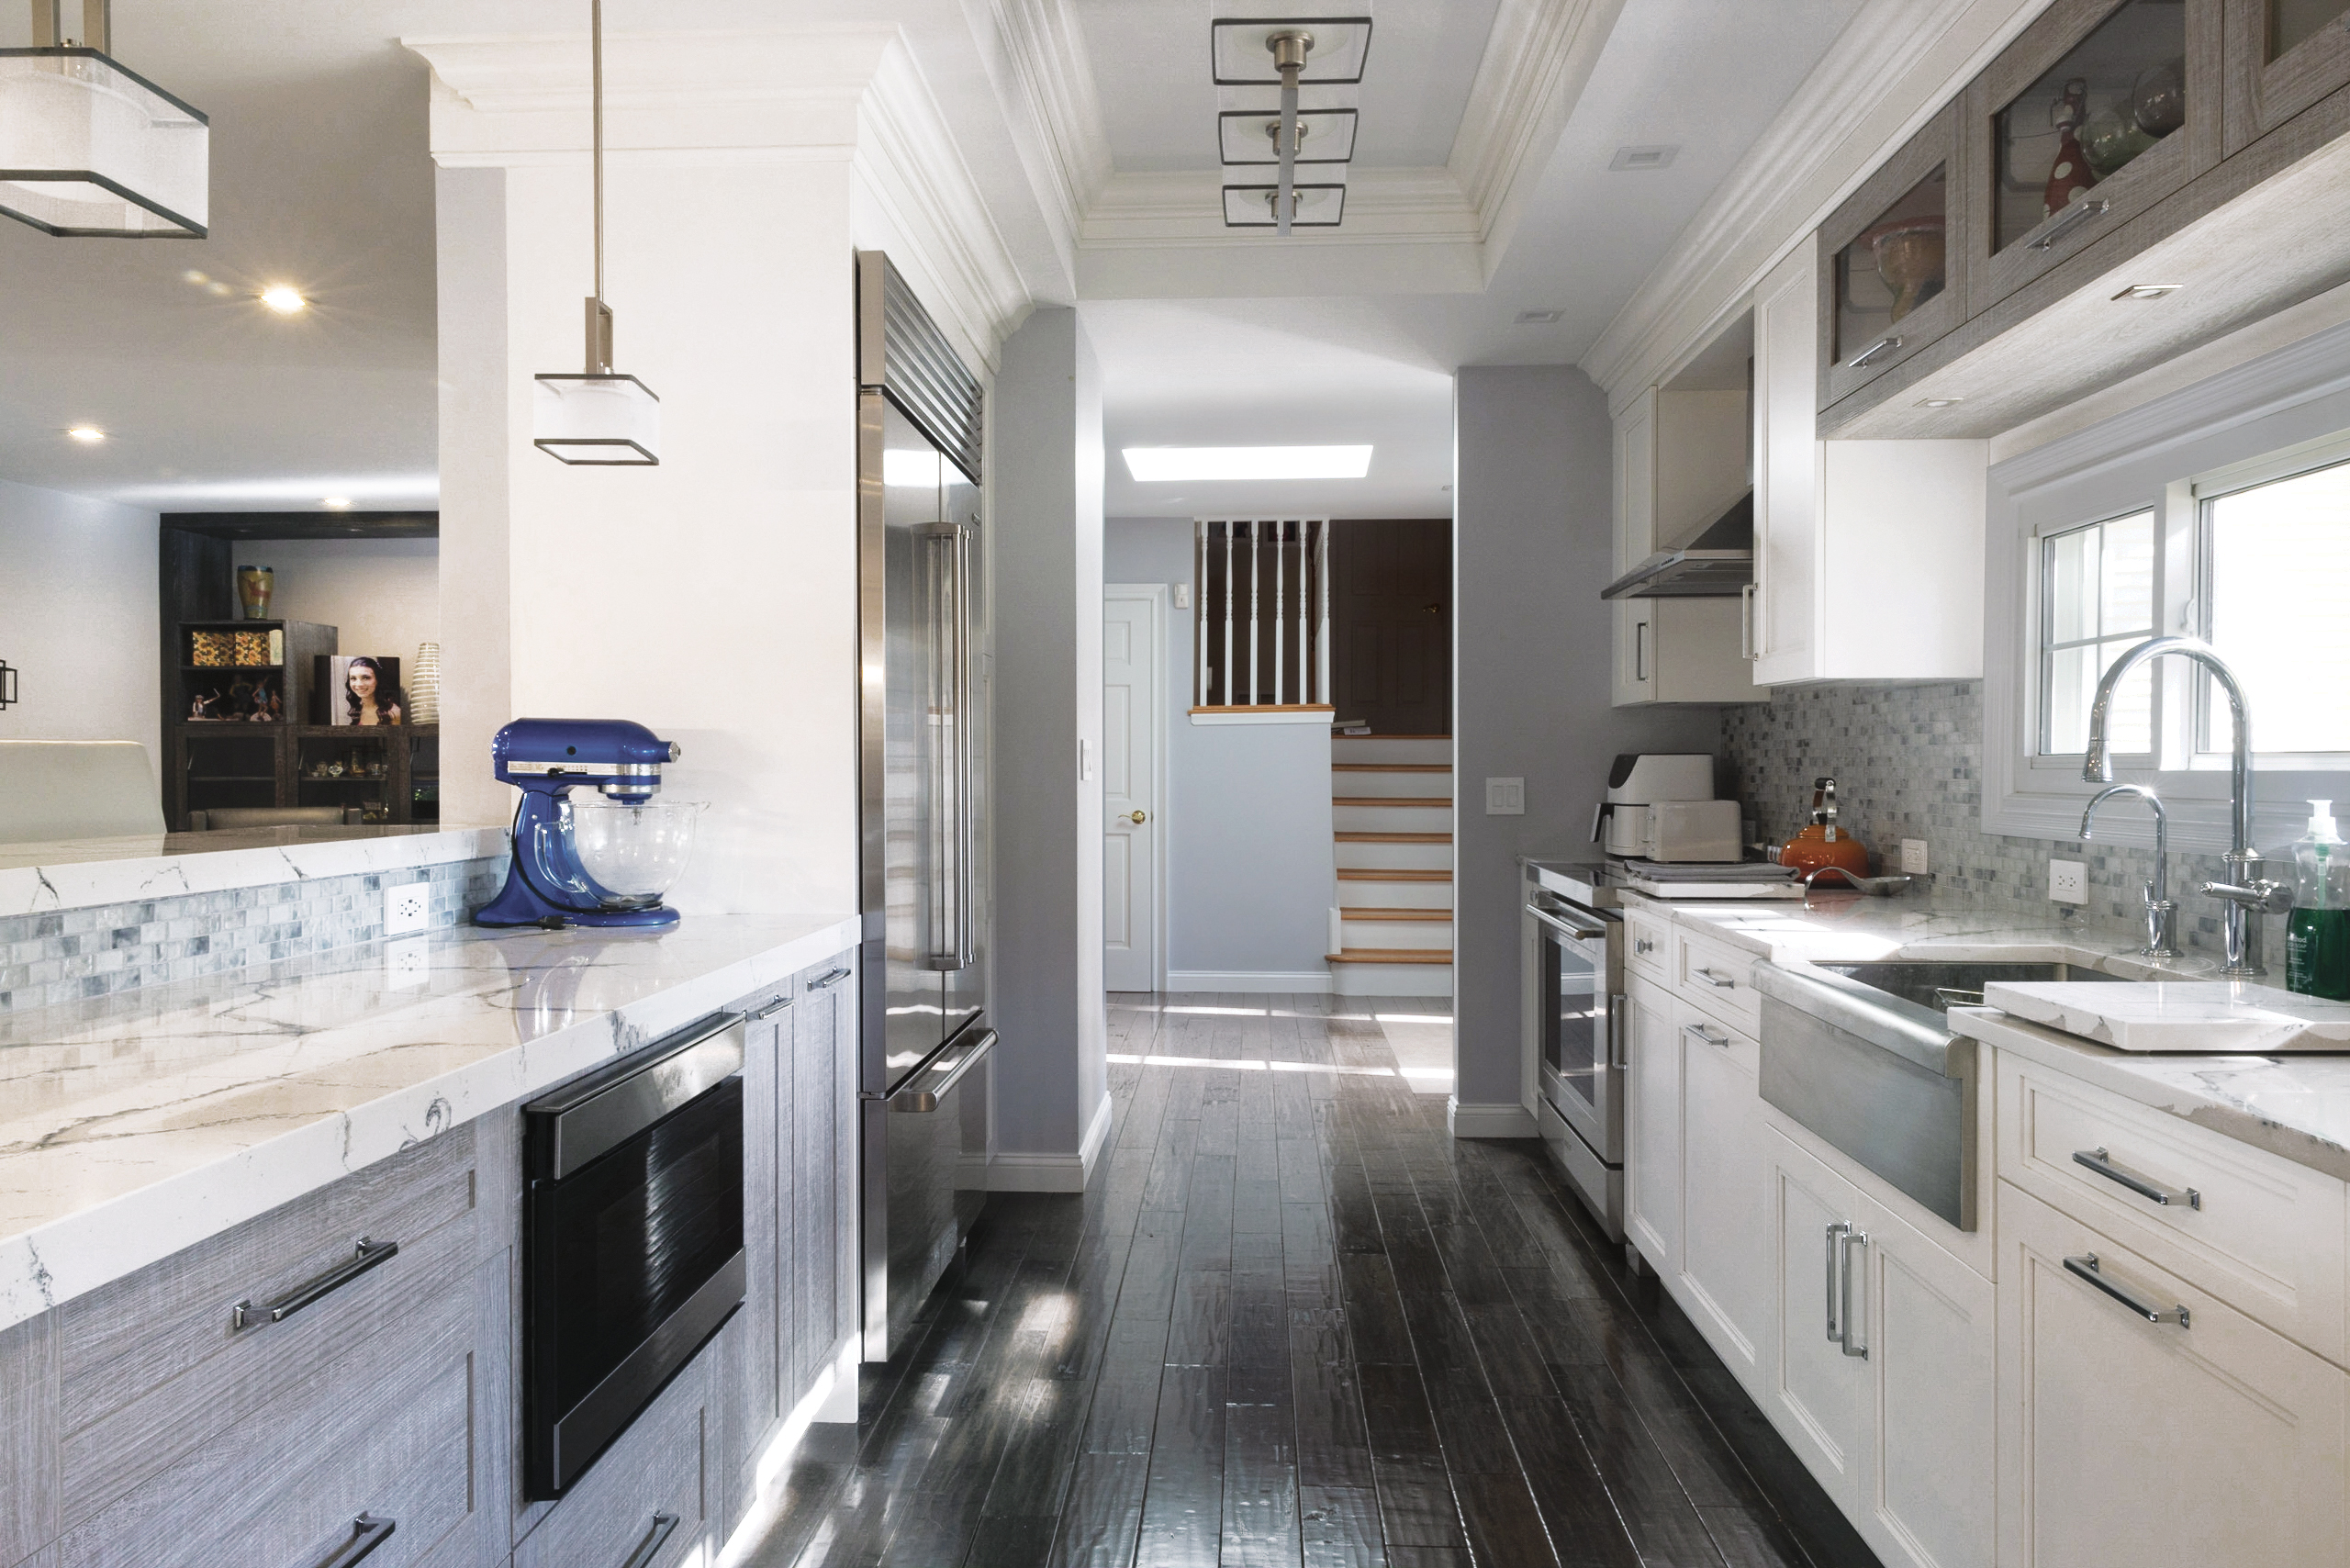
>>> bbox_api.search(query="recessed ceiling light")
[2112,283,2182,300]
[1514,309,1564,325]
[1609,145,1679,172]
[1916,397,1964,409]
[1122,445,1372,481]
[260,286,307,314]
[321,497,352,510]
[66,425,105,442]
[181,268,208,286]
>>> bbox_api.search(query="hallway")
[732,996,1874,1568]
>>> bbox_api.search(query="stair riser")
[1333,804,1452,833]
[1340,921,1452,950]
[1330,737,1451,766]
[1330,771,1454,799]
[1336,880,1453,910]
[1333,963,1454,998]
[1336,841,1453,872]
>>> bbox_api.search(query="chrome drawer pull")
[1838,1229,1869,1360]
[1681,1022,1729,1049]
[1633,936,1656,956]
[1693,966,1737,989]
[310,1514,396,1568]
[231,1237,398,1331]
[2030,197,2109,252]
[1825,1222,1849,1343]
[2073,1147,2199,1210]
[806,966,853,991]
[619,1512,681,1568]
[2065,1253,2189,1328]
[752,994,792,1020]
[1847,334,1903,368]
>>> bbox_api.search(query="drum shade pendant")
[0,0,207,238]
[533,0,659,465]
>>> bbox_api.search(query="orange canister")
[1778,777,1872,879]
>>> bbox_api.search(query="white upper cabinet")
[1610,385,1767,707]
[1751,242,1991,684]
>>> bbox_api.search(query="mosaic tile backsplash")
[0,855,508,1013]
[1718,681,2287,964]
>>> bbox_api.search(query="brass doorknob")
[1125,810,1147,824]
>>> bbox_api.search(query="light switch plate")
[1174,583,1192,609]
[1485,778,1525,815]
[2048,858,2087,904]
[384,881,430,935]
[384,936,429,988]
[1900,838,1929,875]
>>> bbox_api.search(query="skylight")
[1122,445,1372,481]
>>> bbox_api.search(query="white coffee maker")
[1592,754,1740,863]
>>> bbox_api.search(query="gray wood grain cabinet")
[1815,101,1971,409]
[2224,0,2350,154]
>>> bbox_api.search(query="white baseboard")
[1334,966,1454,998]
[989,1089,1115,1192]
[1448,1099,1539,1138]
[1166,969,1334,994]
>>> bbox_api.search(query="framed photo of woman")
[321,655,406,726]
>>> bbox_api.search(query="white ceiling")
[0,0,1866,520]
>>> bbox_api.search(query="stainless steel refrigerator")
[856,252,994,1361]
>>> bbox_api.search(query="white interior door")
[1102,587,1163,991]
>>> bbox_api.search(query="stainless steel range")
[1521,861,1626,1240]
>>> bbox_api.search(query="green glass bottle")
[2287,801,2350,1001]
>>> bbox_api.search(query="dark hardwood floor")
[732,995,1881,1568]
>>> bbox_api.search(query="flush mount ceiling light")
[2112,283,2182,300]
[0,0,207,238]
[1124,445,1372,481]
[65,422,103,442]
[533,0,659,466]
[1214,17,1371,238]
[1608,144,1679,172]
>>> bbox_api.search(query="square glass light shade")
[1222,181,1346,228]
[0,50,207,238]
[533,374,661,465]
[1218,107,1358,164]
[1210,17,1372,84]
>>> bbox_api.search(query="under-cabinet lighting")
[66,424,104,442]
[1916,397,1964,409]
[259,285,306,314]
[321,496,352,510]
[1514,308,1563,324]
[2112,283,2182,300]
[1122,444,1371,481]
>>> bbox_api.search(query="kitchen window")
[2039,510,2155,757]
[2199,455,2350,758]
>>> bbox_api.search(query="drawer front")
[1624,906,1670,982]
[54,1222,477,1568]
[57,1126,476,1437]
[1673,928,1760,1032]
[1672,994,1759,1076]
[515,1345,704,1568]
[1998,1055,2348,1367]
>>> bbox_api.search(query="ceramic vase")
[408,643,441,725]
[236,566,274,621]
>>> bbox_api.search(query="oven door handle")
[527,1012,746,1180]
[1525,902,1606,942]
[1606,992,1628,1069]
[890,1027,998,1114]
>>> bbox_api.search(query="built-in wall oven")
[1522,865,1626,1240]
[522,1012,747,1499]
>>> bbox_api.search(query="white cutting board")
[1985,980,2350,1053]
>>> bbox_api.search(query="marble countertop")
[0,910,859,1332]
[0,824,511,917]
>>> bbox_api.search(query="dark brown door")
[1330,518,1450,734]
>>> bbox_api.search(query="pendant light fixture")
[0,0,207,238]
[1211,16,1370,236]
[532,0,659,466]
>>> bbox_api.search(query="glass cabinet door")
[1966,0,2222,309]
[2223,0,2350,152]
[1816,103,1967,413]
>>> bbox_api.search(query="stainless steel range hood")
[1600,490,1752,599]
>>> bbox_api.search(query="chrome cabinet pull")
[1839,1229,1869,1360]
[231,1237,398,1331]
[2073,1147,2200,1210]
[1681,1021,1729,1049]
[617,1512,681,1568]
[1633,935,1656,956]
[806,965,852,992]
[752,993,792,1020]
[1693,966,1737,989]
[1847,334,1902,368]
[2030,197,2109,252]
[1607,994,1628,1069]
[1825,1222,1849,1343]
[2065,1252,2189,1328]
[1740,582,1757,659]
[308,1514,396,1568]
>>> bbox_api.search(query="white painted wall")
[1452,366,1721,1119]
[1105,518,1337,982]
[0,478,161,793]
[257,538,439,667]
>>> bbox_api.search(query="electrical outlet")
[2048,858,2087,904]
[1900,838,1930,875]
[384,936,429,988]
[1484,777,1525,816]
[384,881,430,935]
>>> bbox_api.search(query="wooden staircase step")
[1337,868,1451,881]
[1326,948,1454,965]
[1335,831,1451,844]
[1331,763,1452,773]
[1341,907,1454,921]
[1332,796,1452,809]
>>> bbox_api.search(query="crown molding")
[1447,0,1625,272]
[1578,0,2046,410]
[973,0,1113,282]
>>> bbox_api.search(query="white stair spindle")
[1296,520,1310,703]
[1315,519,1331,706]
[1194,518,1208,708]
[1222,521,1235,707]
[1247,520,1261,706]
[1273,519,1286,705]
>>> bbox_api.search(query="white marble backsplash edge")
[0,825,511,918]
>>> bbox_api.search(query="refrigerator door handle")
[920,521,965,972]
[953,521,975,970]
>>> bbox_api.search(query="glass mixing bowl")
[568,798,705,907]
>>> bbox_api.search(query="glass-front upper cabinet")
[1815,103,1969,410]
[2224,0,2350,151]
[1965,0,2223,309]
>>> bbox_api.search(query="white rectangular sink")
[1983,980,2350,1053]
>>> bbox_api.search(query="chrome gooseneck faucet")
[2082,635,2288,976]
[2079,784,2181,958]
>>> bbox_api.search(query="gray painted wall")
[989,308,1108,1170]
[1107,519,1337,980]
[1453,366,1719,1114]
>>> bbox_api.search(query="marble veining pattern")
[0,824,509,915]
[1986,980,2350,1053]
[0,912,858,1332]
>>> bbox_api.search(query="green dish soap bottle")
[2287,800,2350,1000]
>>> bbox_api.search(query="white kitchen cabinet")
[1996,1179,2349,1568]
[1764,1125,1868,1510]
[1675,1002,1770,1393]
[1625,976,1682,1274]
[1750,242,1989,685]
[1609,386,1767,707]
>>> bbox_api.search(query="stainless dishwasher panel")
[1754,962,1978,1232]
[861,1023,997,1360]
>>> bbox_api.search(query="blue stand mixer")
[476,718,699,930]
